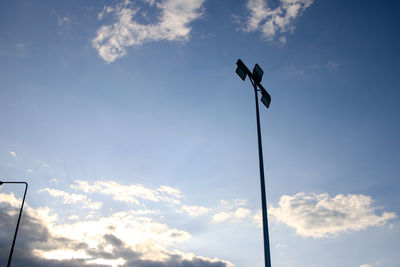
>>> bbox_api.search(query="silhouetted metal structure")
[0,181,28,267]
[235,59,272,267]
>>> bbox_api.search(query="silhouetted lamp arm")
[0,180,28,267]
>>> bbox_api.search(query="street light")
[235,59,272,267]
[0,181,28,267]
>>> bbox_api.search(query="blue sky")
[1,0,399,266]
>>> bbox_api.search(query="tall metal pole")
[0,181,28,267]
[251,79,272,267]
[236,59,272,267]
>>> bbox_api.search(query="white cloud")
[327,61,339,71]
[71,180,159,204]
[0,191,233,267]
[279,35,287,44]
[58,15,72,27]
[49,178,58,183]
[157,185,182,198]
[245,0,313,43]
[219,199,230,207]
[234,207,251,219]
[220,199,248,209]
[71,180,184,206]
[284,64,305,76]
[26,169,33,173]
[253,210,262,227]
[212,211,233,222]
[234,198,249,206]
[43,211,192,261]
[360,260,381,267]
[275,243,286,249]
[269,192,397,238]
[92,0,206,62]
[0,192,24,208]
[213,199,252,223]
[0,192,58,225]
[10,151,18,159]
[177,205,210,217]
[157,185,183,205]
[39,188,103,210]
[212,208,252,223]
[68,215,79,220]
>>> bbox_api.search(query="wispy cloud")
[39,188,103,210]
[275,243,287,249]
[157,185,183,205]
[244,0,313,43]
[10,151,18,159]
[58,15,72,27]
[49,178,58,183]
[177,205,210,217]
[16,43,26,57]
[71,180,159,204]
[284,64,305,76]
[326,61,339,71]
[16,43,25,51]
[56,13,77,36]
[92,0,206,62]
[269,192,397,238]
[157,185,182,198]
[71,180,183,206]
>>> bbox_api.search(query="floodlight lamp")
[236,66,247,81]
[253,64,264,83]
[236,59,250,81]
[261,90,271,109]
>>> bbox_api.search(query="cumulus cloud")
[252,210,262,228]
[269,192,397,238]
[92,0,206,62]
[39,188,103,210]
[212,211,233,223]
[212,208,251,222]
[245,0,313,43]
[0,192,233,267]
[212,199,253,223]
